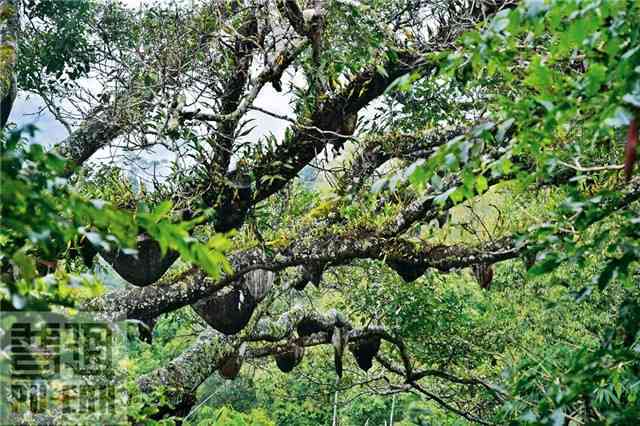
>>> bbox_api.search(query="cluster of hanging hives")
[96,239,493,375]
[202,300,384,380]
[272,321,382,377]
[98,252,387,379]
[191,269,385,379]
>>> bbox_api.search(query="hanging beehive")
[386,258,427,282]
[193,269,274,335]
[349,336,381,372]
[193,287,257,335]
[274,344,305,373]
[101,235,179,287]
[296,316,327,337]
[218,352,242,380]
[472,262,494,290]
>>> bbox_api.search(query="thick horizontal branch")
[86,162,640,323]
[86,228,521,322]
[251,51,431,203]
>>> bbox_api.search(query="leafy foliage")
[4,0,640,425]
[0,126,230,310]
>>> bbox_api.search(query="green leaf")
[408,162,428,186]
[12,250,37,281]
[584,63,607,95]
[525,58,553,93]
[475,175,489,194]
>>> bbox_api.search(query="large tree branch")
[251,51,431,203]
[87,168,640,322]
[54,107,126,175]
[86,230,520,322]
[251,0,516,203]
[59,3,514,291]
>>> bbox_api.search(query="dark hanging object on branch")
[472,262,494,290]
[303,262,325,288]
[522,251,536,271]
[80,237,99,268]
[274,344,305,373]
[349,336,381,372]
[292,263,325,291]
[218,352,242,380]
[193,270,274,335]
[193,287,257,335]
[296,316,327,337]
[67,236,99,268]
[386,259,428,282]
[292,274,309,291]
[243,269,275,302]
[101,234,179,287]
[0,72,16,128]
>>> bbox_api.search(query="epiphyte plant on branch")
[1,0,640,424]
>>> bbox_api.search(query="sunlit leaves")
[392,4,640,421]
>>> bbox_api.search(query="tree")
[1,0,639,424]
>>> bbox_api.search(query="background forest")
[1,0,640,425]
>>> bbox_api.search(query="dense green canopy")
[1,0,639,424]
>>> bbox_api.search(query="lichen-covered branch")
[87,230,522,322]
